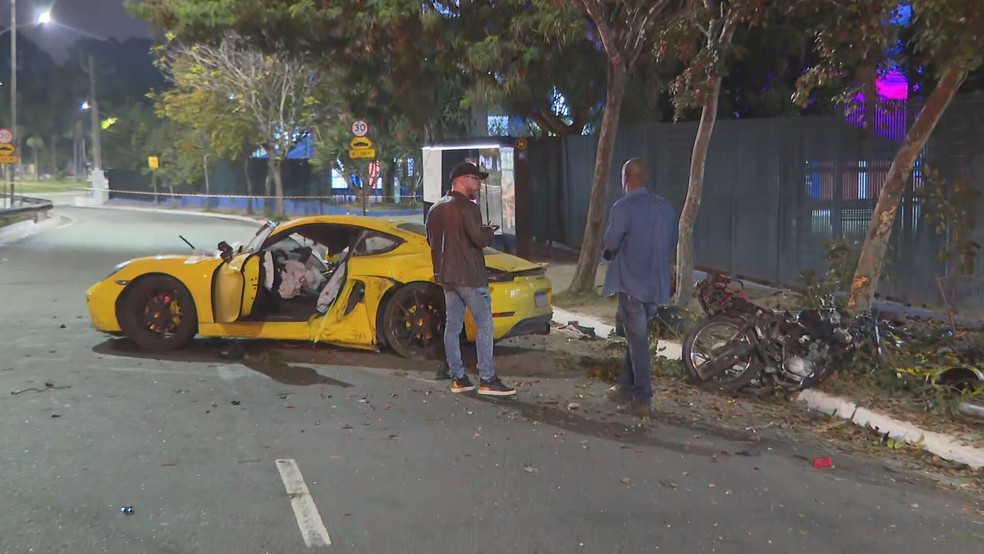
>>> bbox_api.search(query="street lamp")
[4,3,51,205]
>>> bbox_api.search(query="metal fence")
[529,93,984,313]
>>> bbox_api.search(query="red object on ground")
[812,456,833,468]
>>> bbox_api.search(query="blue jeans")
[616,293,657,404]
[444,286,495,381]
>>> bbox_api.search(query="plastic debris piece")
[119,505,134,515]
[812,456,833,468]
[231,400,241,406]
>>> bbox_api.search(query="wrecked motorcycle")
[682,272,900,392]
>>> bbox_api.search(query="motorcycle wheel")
[683,315,762,392]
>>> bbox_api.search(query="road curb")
[0,213,67,246]
[797,389,984,469]
[550,306,683,359]
[71,202,265,224]
[554,304,984,470]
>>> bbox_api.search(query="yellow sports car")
[86,215,553,357]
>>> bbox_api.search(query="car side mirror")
[218,241,234,262]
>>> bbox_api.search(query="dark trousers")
[616,293,657,404]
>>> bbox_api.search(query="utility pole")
[10,0,17,203]
[87,54,102,170]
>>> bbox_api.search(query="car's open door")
[307,236,377,347]
[212,252,261,323]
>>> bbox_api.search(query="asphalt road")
[0,205,982,553]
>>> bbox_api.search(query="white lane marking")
[275,458,332,548]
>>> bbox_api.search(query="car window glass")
[356,231,401,256]
[267,233,328,273]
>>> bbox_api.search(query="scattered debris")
[161,462,177,467]
[11,382,71,395]
[231,400,241,406]
[812,456,833,468]
[620,477,631,485]
[59,324,66,329]
[119,505,134,516]
[567,402,581,411]
[342,424,353,430]
[523,464,539,473]
[50,414,61,419]
[559,321,597,340]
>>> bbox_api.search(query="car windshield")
[245,221,278,253]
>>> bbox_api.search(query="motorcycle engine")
[784,339,829,380]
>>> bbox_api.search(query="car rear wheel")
[382,283,445,359]
[120,275,198,352]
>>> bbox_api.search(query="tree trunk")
[243,155,254,215]
[263,161,273,214]
[674,76,723,311]
[567,62,627,295]
[269,157,285,217]
[848,67,967,312]
[33,148,39,181]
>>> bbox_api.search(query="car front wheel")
[120,275,198,352]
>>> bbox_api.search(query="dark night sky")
[13,0,153,63]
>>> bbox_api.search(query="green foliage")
[915,167,982,276]
[795,239,859,308]
[794,0,984,108]
[101,102,164,171]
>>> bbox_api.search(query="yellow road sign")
[0,154,19,164]
[350,137,373,150]
[349,148,376,159]
[148,155,160,169]
[0,143,15,156]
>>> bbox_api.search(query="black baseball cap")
[449,161,489,182]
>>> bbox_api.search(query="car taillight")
[487,269,515,282]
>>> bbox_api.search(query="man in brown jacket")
[425,161,516,396]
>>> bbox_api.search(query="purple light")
[876,70,908,100]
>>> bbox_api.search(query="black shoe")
[451,375,475,393]
[478,376,516,397]
[617,400,653,418]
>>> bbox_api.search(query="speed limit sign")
[0,128,12,144]
[351,120,369,137]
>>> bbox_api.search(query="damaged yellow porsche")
[86,216,553,357]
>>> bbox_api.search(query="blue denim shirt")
[601,188,679,304]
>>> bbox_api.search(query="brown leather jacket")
[425,191,494,288]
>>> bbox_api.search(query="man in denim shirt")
[602,158,678,416]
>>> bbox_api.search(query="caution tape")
[80,186,421,203]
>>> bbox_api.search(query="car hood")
[483,249,547,272]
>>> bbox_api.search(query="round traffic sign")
[351,120,369,138]
[0,128,12,144]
